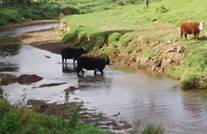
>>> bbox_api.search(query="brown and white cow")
[180,21,204,40]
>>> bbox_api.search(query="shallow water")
[1,24,207,134]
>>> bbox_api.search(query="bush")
[180,74,197,89]
[142,124,164,134]
[62,31,77,44]
[0,112,22,134]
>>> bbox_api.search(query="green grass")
[0,98,113,134]
[61,0,207,89]
[0,0,154,25]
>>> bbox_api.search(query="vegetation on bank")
[61,0,207,89]
[0,0,158,26]
[0,98,164,134]
[0,98,113,134]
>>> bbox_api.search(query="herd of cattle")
[61,20,204,76]
[61,47,110,76]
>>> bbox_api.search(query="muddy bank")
[18,27,71,54]
[27,99,131,131]
[109,41,184,74]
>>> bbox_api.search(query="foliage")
[141,124,164,134]
[0,98,113,134]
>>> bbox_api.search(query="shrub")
[142,124,164,134]
[180,74,197,89]
[62,31,77,44]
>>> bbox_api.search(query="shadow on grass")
[198,36,207,41]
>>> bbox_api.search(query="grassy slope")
[0,0,150,25]
[0,98,113,134]
[61,0,207,89]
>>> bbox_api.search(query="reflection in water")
[62,64,77,73]
[0,44,20,56]
[0,43,20,72]
[78,75,111,90]
[1,24,207,134]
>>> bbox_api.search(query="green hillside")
[0,0,151,25]
[61,0,207,89]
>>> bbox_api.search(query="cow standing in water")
[61,47,86,70]
[180,21,204,40]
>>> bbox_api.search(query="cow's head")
[199,21,204,32]
[104,56,110,65]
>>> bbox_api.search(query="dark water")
[1,24,207,134]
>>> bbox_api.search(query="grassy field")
[0,0,153,25]
[61,0,207,89]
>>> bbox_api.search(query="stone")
[0,73,17,85]
[17,74,43,84]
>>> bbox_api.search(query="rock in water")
[0,73,17,85]
[17,74,43,84]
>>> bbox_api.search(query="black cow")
[77,56,110,76]
[61,47,86,68]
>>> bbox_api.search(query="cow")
[61,47,86,68]
[180,21,204,40]
[77,56,110,76]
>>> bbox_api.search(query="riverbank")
[60,0,207,90]
[0,98,113,134]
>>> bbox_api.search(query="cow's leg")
[194,33,197,39]
[62,57,64,66]
[94,70,97,76]
[181,32,183,40]
[73,59,75,65]
[100,70,104,75]
[81,70,84,76]
[65,59,67,68]
[185,33,188,40]
[73,59,77,68]
[77,69,84,77]
[196,33,199,39]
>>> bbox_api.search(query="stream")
[1,23,207,134]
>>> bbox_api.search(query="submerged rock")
[32,82,67,88]
[0,73,43,85]
[0,73,18,85]
[17,74,43,84]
